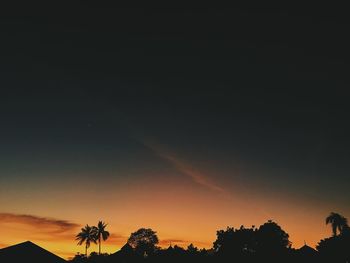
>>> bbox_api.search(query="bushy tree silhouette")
[213,225,257,258]
[317,234,350,263]
[127,228,159,257]
[316,213,350,263]
[213,221,290,262]
[255,220,291,254]
[186,243,199,255]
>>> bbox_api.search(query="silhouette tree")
[326,212,349,236]
[88,251,109,263]
[213,225,257,257]
[93,221,110,255]
[317,233,350,263]
[76,225,97,257]
[70,253,87,262]
[255,220,291,257]
[187,243,199,255]
[127,228,159,257]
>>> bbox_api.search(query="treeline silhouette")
[70,212,350,263]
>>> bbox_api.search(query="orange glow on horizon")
[0,174,345,260]
[0,153,348,259]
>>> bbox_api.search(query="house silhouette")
[0,241,66,263]
[294,243,318,263]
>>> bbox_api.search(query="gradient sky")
[1,6,350,259]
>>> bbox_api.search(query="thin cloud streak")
[140,139,273,219]
[0,212,80,233]
[142,140,227,194]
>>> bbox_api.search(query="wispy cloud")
[0,212,80,234]
[142,140,227,194]
[0,212,126,247]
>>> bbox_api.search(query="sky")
[1,6,350,259]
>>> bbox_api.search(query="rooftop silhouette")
[0,241,66,263]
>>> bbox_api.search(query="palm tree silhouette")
[76,224,97,257]
[326,212,349,236]
[94,221,110,255]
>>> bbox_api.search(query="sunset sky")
[1,6,350,259]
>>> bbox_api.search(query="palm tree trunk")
[85,244,88,257]
[333,225,337,236]
[99,236,101,255]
